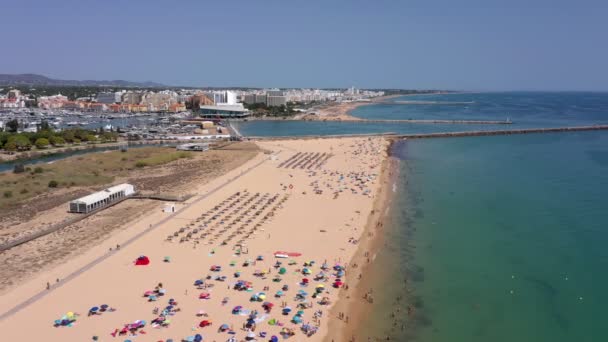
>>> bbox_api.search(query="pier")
[318,118,512,124]
[236,118,512,125]
[394,125,608,139]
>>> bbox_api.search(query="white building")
[69,183,136,214]
[207,91,237,106]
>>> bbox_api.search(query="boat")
[176,143,209,152]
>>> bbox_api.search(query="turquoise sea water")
[361,132,608,341]
[235,93,608,341]
[233,92,608,137]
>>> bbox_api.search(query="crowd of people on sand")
[49,138,390,342]
[166,191,289,248]
[277,138,385,200]
[53,251,351,341]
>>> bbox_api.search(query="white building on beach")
[69,183,136,214]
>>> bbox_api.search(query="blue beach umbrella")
[89,306,99,312]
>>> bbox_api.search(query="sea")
[236,92,608,341]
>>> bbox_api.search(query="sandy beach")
[0,137,390,342]
[296,95,403,121]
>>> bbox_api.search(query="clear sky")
[2,0,608,90]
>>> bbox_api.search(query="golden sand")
[0,137,389,342]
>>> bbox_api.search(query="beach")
[295,95,402,122]
[0,136,390,342]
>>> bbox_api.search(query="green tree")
[4,141,17,151]
[5,119,19,133]
[35,138,50,149]
[49,136,65,146]
[102,131,117,142]
[62,130,75,143]
[48,180,59,188]
[84,134,98,142]
[0,132,9,146]
[7,135,32,151]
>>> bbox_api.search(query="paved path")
[0,154,270,321]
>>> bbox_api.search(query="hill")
[0,73,166,88]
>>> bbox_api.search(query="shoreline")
[323,139,399,342]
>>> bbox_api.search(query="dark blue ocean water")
[309,92,608,341]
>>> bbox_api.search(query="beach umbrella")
[275,291,284,297]
[194,334,203,342]
[297,310,304,315]
[302,268,311,275]
[89,306,99,313]
[278,267,287,275]
[197,310,206,316]
[194,279,204,286]
[270,336,279,342]
[149,295,158,301]
[100,304,109,311]
[258,294,266,300]
[220,323,229,331]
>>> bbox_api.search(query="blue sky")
[2,0,608,90]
